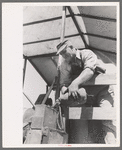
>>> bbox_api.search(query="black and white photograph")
[2,2,120,147]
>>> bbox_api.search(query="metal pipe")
[23,58,27,87]
[42,77,57,104]
[23,92,35,109]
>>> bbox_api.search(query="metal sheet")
[23,36,85,57]
[23,6,68,24]
[82,17,116,38]
[23,17,79,43]
[78,6,116,19]
[30,56,57,86]
[88,35,116,53]
[78,6,116,56]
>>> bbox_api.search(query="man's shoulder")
[76,48,96,60]
[76,48,95,57]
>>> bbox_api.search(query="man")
[56,40,116,144]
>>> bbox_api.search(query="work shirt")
[60,49,102,87]
[60,49,107,97]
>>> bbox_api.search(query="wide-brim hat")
[56,40,72,55]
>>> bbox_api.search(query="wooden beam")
[68,107,116,120]
[82,73,116,85]
[67,6,88,48]
[60,6,66,42]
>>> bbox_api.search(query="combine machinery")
[23,5,117,144]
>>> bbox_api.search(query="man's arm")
[68,49,97,99]
[72,67,94,86]
[68,68,94,98]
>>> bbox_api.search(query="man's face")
[61,47,74,63]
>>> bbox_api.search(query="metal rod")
[23,14,71,26]
[23,92,35,109]
[76,13,116,22]
[84,33,116,41]
[46,85,48,93]
[23,58,27,87]
[42,77,57,104]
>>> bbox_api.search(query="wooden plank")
[69,107,116,120]
[82,73,116,85]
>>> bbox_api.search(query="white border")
[2,2,120,148]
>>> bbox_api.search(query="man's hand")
[61,86,68,94]
[68,82,79,100]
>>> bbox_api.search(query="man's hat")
[56,40,72,55]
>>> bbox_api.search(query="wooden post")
[55,6,66,100]
[67,6,88,48]
[60,6,66,42]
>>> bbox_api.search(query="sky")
[23,59,55,113]
[23,60,46,111]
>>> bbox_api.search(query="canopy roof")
[23,6,116,86]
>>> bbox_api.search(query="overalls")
[59,49,116,144]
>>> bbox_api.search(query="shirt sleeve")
[81,49,97,72]
[59,60,72,88]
